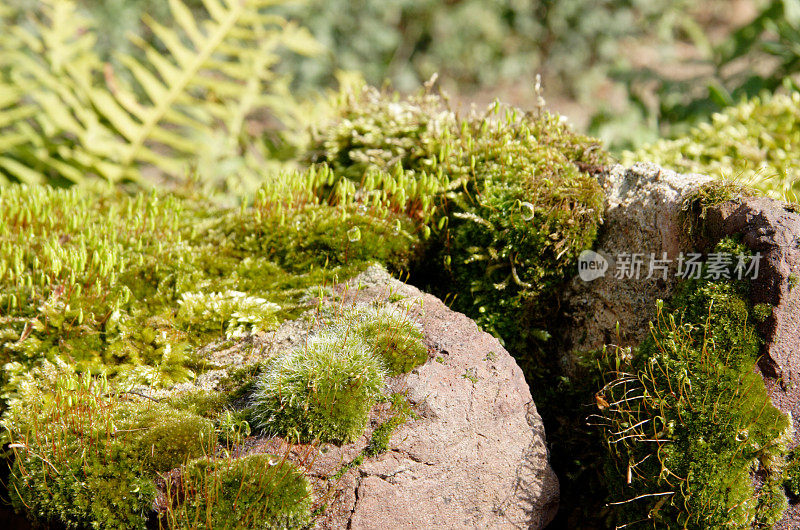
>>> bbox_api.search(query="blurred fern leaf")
[0,0,320,188]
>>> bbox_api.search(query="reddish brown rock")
[704,197,800,383]
[187,265,560,529]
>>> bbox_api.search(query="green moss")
[627,91,800,201]
[167,454,313,529]
[308,86,453,187]
[784,451,800,497]
[166,389,235,419]
[0,177,420,401]
[1,367,283,528]
[680,180,752,237]
[176,290,281,338]
[216,364,266,399]
[599,241,790,528]
[251,333,386,444]
[343,305,428,375]
[308,86,608,347]
[753,303,773,323]
[4,371,159,528]
[128,408,215,473]
[365,393,415,456]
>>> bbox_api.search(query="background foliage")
[0,0,320,194]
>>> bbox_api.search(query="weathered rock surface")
[562,162,714,360]
[316,266,559,529]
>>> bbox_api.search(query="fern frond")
[0,0,320,188]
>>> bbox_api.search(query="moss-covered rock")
[306,84,611,526]
[308,84,608,345]
[598,240,790,528]
[1,84,611,528]
[0,177,423,527]
[0,180,418,394]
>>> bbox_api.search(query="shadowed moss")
[599,239,790,528]
[784,452,800,498]
[680,180,752,238]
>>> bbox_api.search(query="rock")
[561,162,714,360]
[169,265,558,529]
[703,197,800,382]
[316,265,559,529]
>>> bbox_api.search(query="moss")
[753,303,773,323]
[4,371,158,528]
[216,363,266,399]
[599,240,790,528]
[627,91,800,201]
[0,177,423,421]
[308,85,608,348]
[167,454,313,529]
[128,408,215,473]
[251,333,386,444]
[307,86,454,186]
[1,367,280,529]
[784,451,800,497]
[166,389,236,419]
[330,454,364,482]
[176,291,281,338]
[680,180,752,238]
[365,393,415,456]
[343,305,428,375]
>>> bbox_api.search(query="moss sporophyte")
[0,179,433,528]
